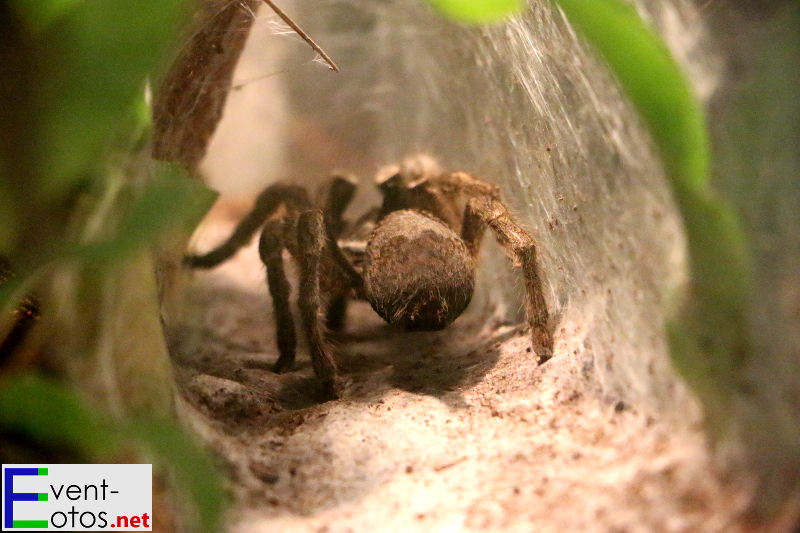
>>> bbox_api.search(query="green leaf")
[1,162,216,312]
[425,0,524,24]
[0,374,118,456]
[152,162,220,235]
[130,420,226,533]
[73,163,217,264]
[553,0,708,191]
[9,0,86,32]
[8,0,191,200]
[0,185,18,256]
[0,375,226,532]
[553,0,751,420]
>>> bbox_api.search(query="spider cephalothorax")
[186,158,554,396]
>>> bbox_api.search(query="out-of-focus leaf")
[0,373,118,455]
[73,164,217,264]
[0,375,226,532]
[0,186,17,255]
[424,0,524,23]
[0,2,33,259]
[9,0,86,32]
[553,0,708,190]
[1,159,215,319]
[152,162,220,234]
[552,0,751,419]
[131,420,225,533]
[0,277,24,323]
[7,0,191,199]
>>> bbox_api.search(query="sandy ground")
[163,210,762,533]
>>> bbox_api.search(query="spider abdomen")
[363,210,476,331]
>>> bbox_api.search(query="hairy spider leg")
[322,176,364,289]
[184,183,312,268]
[258,218,298,374]
[297,210,338,393]
[323,176,357,237]
[425,171,553,362]
[430,171,500,198]
[464,195,554,363]
[460,199,488,258]
[324,296,348,331]
[321,176,363,331]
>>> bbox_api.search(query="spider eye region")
[363,210,476,331]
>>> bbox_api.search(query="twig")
[261,0,339,72]
[433,457,467,472]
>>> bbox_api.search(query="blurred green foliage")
[71,163,218,265]
[424,0,524,23]
[9,0,190,198]
[1,0,199,276]
[0,375,225,532]
[551,0,751,424]
[1,0,223,531]
[129,418,227,532]
[0,373,119,456]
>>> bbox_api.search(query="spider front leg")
[258,219,297,374]
[185,183,311,268]
[296,210,339,393]
[463,195,554,363]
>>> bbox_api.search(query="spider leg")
[325,294,348,331]
[375,170,408,219]
[323,175,357,238]
[185,183,312,268]
[465,195,554,364]
[460,198,488,257]
[257,218,298,373]
[296,209,338,393]
[429,171,501,198]
[320,176,359,332]
[323,176,365,297]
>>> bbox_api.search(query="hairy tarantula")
[185,159,554,396]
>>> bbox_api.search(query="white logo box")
[2,464,152,531]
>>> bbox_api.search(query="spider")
[185,158,554,397]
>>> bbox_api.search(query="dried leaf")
[152,0,260,169]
